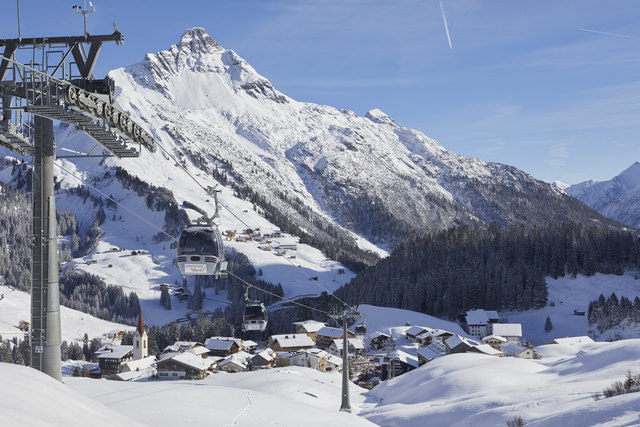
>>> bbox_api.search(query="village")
[68,307,592,387]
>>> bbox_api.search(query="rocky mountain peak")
[616,161,640,190]
[178,27,222,55]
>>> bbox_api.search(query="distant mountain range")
[565,162,640,229]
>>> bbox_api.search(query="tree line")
[588,292,640,333]
[337,222,640,319]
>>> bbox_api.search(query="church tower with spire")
[133,308,148,360]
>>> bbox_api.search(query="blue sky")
[6,0,640,184]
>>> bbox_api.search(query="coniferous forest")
[337,222,640,319]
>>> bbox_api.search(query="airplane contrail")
[579,28,639,40]
[439,0,452,49]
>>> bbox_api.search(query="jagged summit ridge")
[179,27,222,53]
[124,28,287,106]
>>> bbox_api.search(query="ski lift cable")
[153,139,219,195]
[226,271,329,315]
[53,161,330,316]
[153,141,353,309]
[54,162,177,242]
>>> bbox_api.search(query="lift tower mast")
[1,13,156,380]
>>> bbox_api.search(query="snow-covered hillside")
[360,339,640,426]
[566,161,640,228]
[504,272,640,345]
[0,284,132,342]
[107,27,605,250]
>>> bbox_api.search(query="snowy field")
[504,272,640,345]
[0,364,374,427]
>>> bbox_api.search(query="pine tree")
[544,316,553,333]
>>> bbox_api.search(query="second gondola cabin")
[177,225,227,278]
[243,302,268,332]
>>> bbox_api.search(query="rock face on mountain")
[107,27,607,262]
[566,162,640,228]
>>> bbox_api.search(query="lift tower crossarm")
[0,31,124,81]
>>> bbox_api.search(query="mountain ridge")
[108,27,613,256]
[566,162,640,228]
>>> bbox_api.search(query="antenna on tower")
[16,0,22,41]
[72,1,96,38]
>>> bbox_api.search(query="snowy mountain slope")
[359,339,640,426]
[107,27,609,252]
[566,162,640,228]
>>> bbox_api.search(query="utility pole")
[329,306,362,413]
[340,309,351,412]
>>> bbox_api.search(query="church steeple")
[136,308,145,337]
[133,307,148,360]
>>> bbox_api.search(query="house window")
[136,340,139,348]
[172,373,178,376]
[144,341,146,348]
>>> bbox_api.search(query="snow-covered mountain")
[566,162,640,228]
[107,27,608,255]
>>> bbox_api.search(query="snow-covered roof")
[482,334,507,343]
[123,356,157,372]
[486,310,500,321]
[500,342,528,355]
[204,337,239,351]
[491,323,522,338]
[96,345,133,359]
[331,338,365,351]
[416,328,451,339]
[271,334,314,348]
[393,350,419,368]
[471,344,502,356]
[159,352,211,371]
[404,325,430,337]
[547,336,595,346]
[316,326,344,338]
[188,346,210,356]
[416,346,444,362]
[465,309,489,325]
[369,331,391,340]
[219,351,252,369]
[251,349,276,363]
[445,335,479,349]
[293,320,326,333]
[163,341,203,353]
[243,340,258,348]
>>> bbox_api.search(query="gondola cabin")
[355,323,367,336]
[243,302,268,332]
[177,225,227,278]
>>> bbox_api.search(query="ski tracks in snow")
[225,390,252,427]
